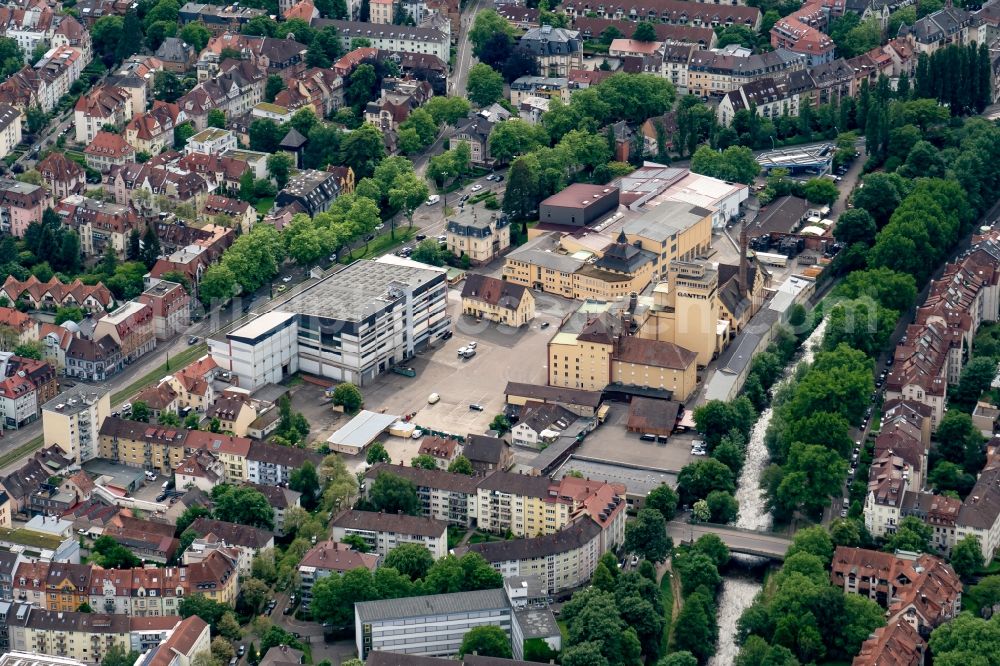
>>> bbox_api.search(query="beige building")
[547,302,699,400]
[622,200,713,277]
[369,0,393,23]
[0,104,21,161]
[460,275,535,327]
[446,216,511,264]
[503,231,655,301]
[41,386,112,464]
[644,269,725,371]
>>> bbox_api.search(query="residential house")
[205,393,256,437]
[364,76,433,134]
[0,276,113,312]
[770,1,835,66]
[36,152,84,200]
[509,76,569,106]
[450,105,512,166]
[176,60,266,130]
[246,441,323,485]
[74,86,133,144]
[717,76,804,126]
[84,131,135,174]
[686,47,806,98]
[900,5,983,56]
[202,194,255,233]
[462,435,513,475]
[37,323,75,370]
[245,482,301,535]
[363,463,479,527]
[274,169,340,216]
[187,517,274,577]
[179,3,266,34]
[0,104,20,161]
[273,67,344,118]
[314,19,450,62]
[103,515,180,564]
[446,215,511,264]
[56,195,140,259]
[155,38,197,73]
[0,308,38,347]
[0,180,50,238]
[124,102,181,156]
[416,436,461,469]
[137,280,190,341]
[92,302,156,364]
[518,25,583,77]
[460,274,534,327]
[185,128,238,156]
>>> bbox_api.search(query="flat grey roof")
[228,311,296,343]
[624,200,712,242]
[554,457,677,496]
[280,259,442,323]
[507,234,585,274]
[42,386,110,416]
[513,607,560,640]
[326,410,399,449]
[355,588,509,623]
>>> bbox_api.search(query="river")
[708,319,827,665]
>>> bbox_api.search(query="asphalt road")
[666,519,791,559]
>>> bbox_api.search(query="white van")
[145,471,157,482]
[426,195,441,206]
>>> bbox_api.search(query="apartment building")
[355,588,511,659]
[136,281,191,340]
[687,47,806,98]
[41,387,111,464]
[509,76,569,106]
[0,104,20,161]
[92,302,155,364]
[97,418,189,475]
[450,105,511,166]
[518,26,583,77]
[84,132,135,174]
[6,607,178,664]
[73,86,132,144]
[461,515,610,593]
[364,464,479,527]
[831,547,961,653]
[298,540,379,612]
[447,216,511,264]
[331,510,448,559]
[246,440,323,485]
[176,60,266,131]
[132,616,210,666]
[562,0,762,29]
[315,19,450,61]
[56,196,140,259]
[186,518,274,577]
[476,473,627,540]
[0,180,49,239]
[718,76,805,126]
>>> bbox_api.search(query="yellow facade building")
[447,216,511,265]
[622,200,713,277]
[460,274,535,327]
[504,231,656,301]
[547,301,700,401]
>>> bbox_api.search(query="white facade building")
[355,589,511,659]
[331,509,449,559]
[41,386,111,463]
[208,312,299,392]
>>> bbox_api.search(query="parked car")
[282,276,292,283]
[540,322,550,329]
[415,234,426,241]
[469,403,484,411]
[467,341,477,349]
[471,184,483,192]
[121,402,132,413]
[426,195,440,205]
[494,174,504,182]
[188,336,198,345]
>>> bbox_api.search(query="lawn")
[467,531,504,545]
[0,526,64,550]
[978,557,1000,575]
[254,197,274,216]
[0,435,43,470]
[111,343,208,404]
[341,227,417,263]
[447,525,465,550]
[557,620,569,641]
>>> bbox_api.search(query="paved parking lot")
[361,292,560,438]
[571,403,698,473]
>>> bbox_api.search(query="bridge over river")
[667,520,792,560]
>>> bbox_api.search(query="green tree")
[951,534,985,579]
[952,356,998,410]
[632,21,657,41]
[410,454,438,470]
[211,485,275,529]
[691,144,759,184]
[884,516,933,553]
[830,518,862,547]
[383,543,434,581]
[249,118,285,153]
[488,119,548,165]
[936,410,986,474]
[706,490,739,524]
[823,297,897,358]
[645,484,679,522]
[801,178,840,205]
[716,24,756,48]
[340,123,385,179]
[332,382,363,413]
[265,74,285,103]
[90,16,123,64]
[179,595,230,630]
[198,264,236,306]
[673,550,722,596]
[624,507,672,562]
[55,306,85,324]
[366,442,391,465]
[966,575,1000,618]
[469,9,518,60]
[424,96,471,126]
[928,612,1000,666]
[152,71,186,103]
[289,461,321,510]
[693,397,756,447]
[786,526,834,565]
[368,472,421,515]
[266,151,295,189]
[467,63,504,107]
[677,458,735,505]
[673,590,717,663]
[448,455,474,475]
[206,109,226,129]
[459,625,512,658]
[833,208,877,247]
[91,536,143,569]
[101,645,139,666]
[502,155,540,220]
[12,341,43,360]
[130,401,150,423]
